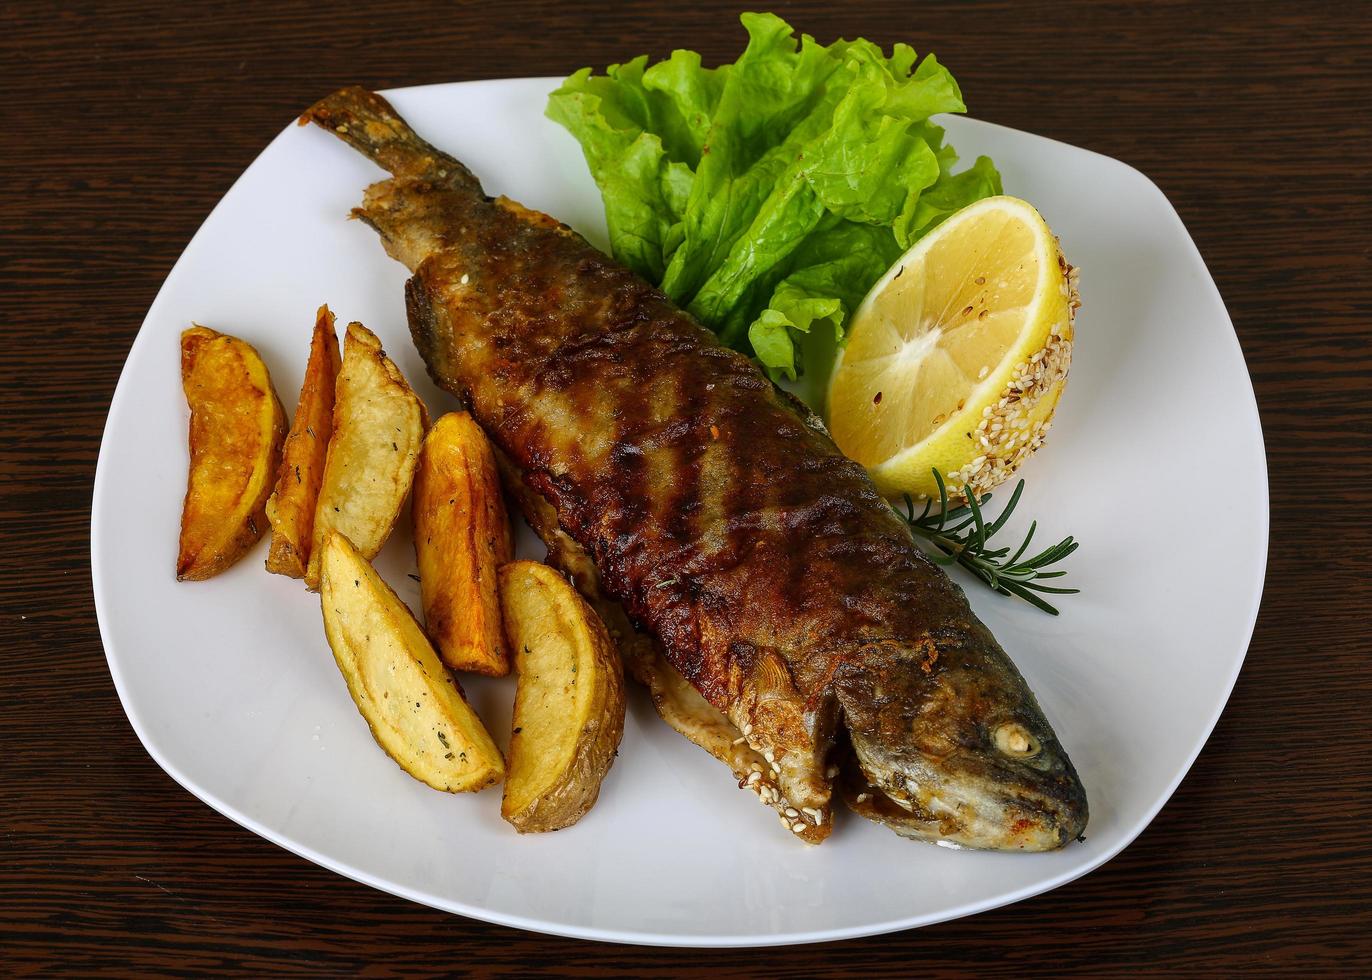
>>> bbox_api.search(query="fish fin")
[300,86,476,187]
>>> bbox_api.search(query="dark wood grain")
[2,0,1369,974]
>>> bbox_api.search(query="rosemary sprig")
[901,469,1079,615]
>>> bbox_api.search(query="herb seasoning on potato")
[413,412,513,676]
[319,531,504,792]
[264,304,342,578]
[499,560,625,833]
[306,321,427,590]
[177,325,286,581]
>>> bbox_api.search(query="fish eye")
[993,722,1041,759]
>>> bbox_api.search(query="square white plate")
[92,77,1267,946]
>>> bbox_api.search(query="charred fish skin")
[493,447,834,842]
[302,87,1088,850]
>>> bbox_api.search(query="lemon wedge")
[826,195,1078,500]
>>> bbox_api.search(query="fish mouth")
[839,732,1088,851]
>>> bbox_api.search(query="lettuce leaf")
[546,11,1000,381]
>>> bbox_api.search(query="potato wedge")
[499,560,626,832]
[265,305,342,578]
[306,322,427,590]
[413,412,513,676]
[320,531,504,792]
[177,325,286,581]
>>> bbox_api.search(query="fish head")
[835,636,1088,851]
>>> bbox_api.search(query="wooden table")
[4,1,1369,973]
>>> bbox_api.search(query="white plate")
[92,77,1267,946]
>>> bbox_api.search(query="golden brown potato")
[177,325,286,581]
[319,531,504,792]
[499,560,626,832]
[306,322,427,590]
[412,412,513,676]
[265,305,342,578]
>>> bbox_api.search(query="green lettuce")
[546,11,1001,381]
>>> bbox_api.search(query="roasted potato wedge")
[413,412,513,676]
[306,322,427,590]
[177,325,286,581]
[320,531,504,792]
[499,560,626,832]
[265,304,342,578]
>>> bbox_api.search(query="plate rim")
[90,76,1269,947]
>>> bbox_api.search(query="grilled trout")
[302,87,1088,850]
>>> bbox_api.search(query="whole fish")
[303,87,1088,850]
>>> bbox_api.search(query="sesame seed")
[784,807,799,818]
[791,822,807,833]
[951,322,1073,499]
[460,273,469,285]
[803,807,824,823]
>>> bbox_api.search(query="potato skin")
[413,412,513,676]
[177,325,286,581]
[499,560,626,833]
[265,305,342,578]
[319,531,504,792]
[305,321,427,590]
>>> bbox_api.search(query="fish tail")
[300,86,476,187]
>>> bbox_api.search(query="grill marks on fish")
[303,87,1087,850]
[492,443,834,842]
